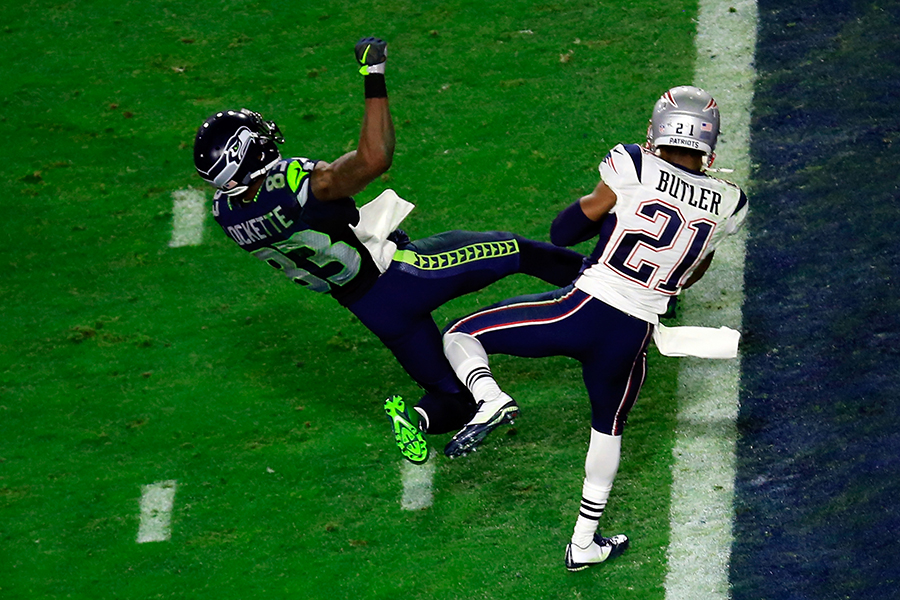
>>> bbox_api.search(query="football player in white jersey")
[441,86,749,571]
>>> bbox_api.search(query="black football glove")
[355,37,387,75]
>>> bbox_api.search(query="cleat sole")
[384,395,429,464]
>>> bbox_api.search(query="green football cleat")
[384,395,428,464]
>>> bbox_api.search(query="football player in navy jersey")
[440,86,749,570]
[192,38,585,465]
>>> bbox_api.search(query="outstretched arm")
[311,38,395,201]
[550,179,618,246]
[578,179,618,220]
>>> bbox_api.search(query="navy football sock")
[415,391,477,435]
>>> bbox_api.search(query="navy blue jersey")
[212,157,382,306]
[209,158,587,434]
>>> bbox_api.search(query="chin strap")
[218,184,248,197]
[219,153,283,197]
[247,155,281,182]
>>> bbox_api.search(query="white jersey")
[575,144,748,324]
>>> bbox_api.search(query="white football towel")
[652,323,741,359]
[349,189,415,273]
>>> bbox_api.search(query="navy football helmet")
[194,108,284,197]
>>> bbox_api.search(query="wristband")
[364,74,387,99]
[359,62,385,76]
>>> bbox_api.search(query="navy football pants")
[445,286,652,435]
[347,230,584,433]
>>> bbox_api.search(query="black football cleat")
[443,394,518,458]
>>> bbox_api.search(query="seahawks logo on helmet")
[207,126,254,193]
[194,109,284,197]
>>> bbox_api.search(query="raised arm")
[311,38,395,201]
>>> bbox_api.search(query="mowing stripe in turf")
[137,480,178,543]
[665,1,757,598]
[169,188,206,248]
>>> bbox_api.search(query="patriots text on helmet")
[660,135,701,150]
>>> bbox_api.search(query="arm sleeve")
[550,200,604,247]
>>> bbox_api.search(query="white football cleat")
[565,532,629,572]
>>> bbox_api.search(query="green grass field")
[1,1,699,598]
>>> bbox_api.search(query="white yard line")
[169,188,206,248]
[401,460,435,511]
[665,1,758,599]
[137,480,178,543]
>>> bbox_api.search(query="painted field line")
[401,460,435,511]
[137,480,177,543]
[664,1,758,599]
[169,188,206,248]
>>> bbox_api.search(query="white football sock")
[413,406,429,431]
[443,331,504,401]
[571,429,622,548]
